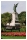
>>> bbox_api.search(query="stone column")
[10,12,15,26]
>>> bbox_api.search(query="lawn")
[1,35,26,39]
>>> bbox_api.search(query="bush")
[20,27,26,32]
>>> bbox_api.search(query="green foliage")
[20,27,26,32]
[1,12,12,25]
[1,12,12,31]
[18,11,26,24]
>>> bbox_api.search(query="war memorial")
[6,3,20,31]
[1,2,26,39]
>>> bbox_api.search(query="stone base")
[6,23,20,30]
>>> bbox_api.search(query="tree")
[1,12,12,31]
[18,11,26,25]
[1,12,12,25]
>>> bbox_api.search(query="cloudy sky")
[1,1,26,14]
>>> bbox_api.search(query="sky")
[1,1,26,14]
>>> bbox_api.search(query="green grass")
[1,35,26,39]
